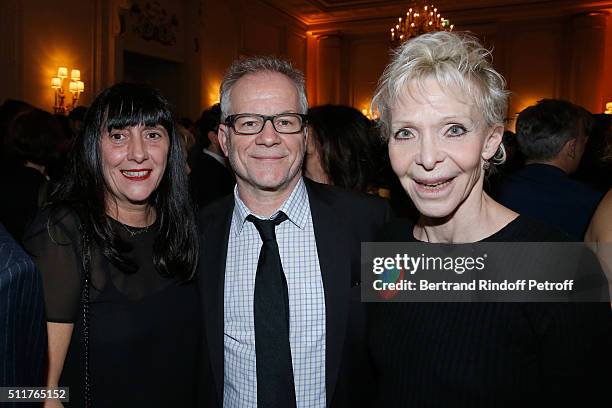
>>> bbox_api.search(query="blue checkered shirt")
[224,178,327,407]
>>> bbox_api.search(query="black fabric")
[23,209,200,407]
[368,216,612,407]
[0,223,47,404]
[0,160,47,243]
[494,163,604,241]
[247,213,296,408]
[189,151,235,209]
[197,178,392,408]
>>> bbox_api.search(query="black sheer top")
[24,208,200,407]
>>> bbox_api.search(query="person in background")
[0,109,62,242]
[305,104,417,218]
[369,30,612,407]
[176,123,196,173]
[575,113,612,191]
[0,99,34,145]
[49,113,75,181]
[189,103,235,208]
[305,104,385,193]
[0,223,47,404]
[68,106,88,139]
[24,83,200,407]
[495,99,604,240]
[586,188,612,303]
[179,116,197,137]
[484,129,524,193]
[585,140,612,302]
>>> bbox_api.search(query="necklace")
[120,223,149,237]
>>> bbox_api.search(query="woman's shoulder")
[24,204,82,245]
[586,189,612,242]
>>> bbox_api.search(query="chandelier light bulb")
[390,2,454,45]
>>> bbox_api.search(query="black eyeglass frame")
[224,113,308,135]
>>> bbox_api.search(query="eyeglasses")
[224,113,308,135]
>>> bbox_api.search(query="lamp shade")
[57,67,68,78]
[69,81,78,92]
[76,81,84,92]
[71,69,80,81]
[51,77,61,88]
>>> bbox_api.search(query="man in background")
[0,223,46,393]
[496,99,604,240]
[189,103,235,208]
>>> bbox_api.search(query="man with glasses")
[197,56,390,408]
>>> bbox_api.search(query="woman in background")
[25,83,199,407]
[368,31,612,407]
[305,104,387,194]
[586,139,612,302]
[586,189,612,303]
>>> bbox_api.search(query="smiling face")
[218,71,307,197]
[388,78,503,219]
[100,123,170,211]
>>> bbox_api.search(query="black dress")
[24,209,200,407]
[368,216,612,407]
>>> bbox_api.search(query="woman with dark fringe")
[24,83,199,407]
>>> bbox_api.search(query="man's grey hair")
[516,99,592,161]
[219,56,308,121]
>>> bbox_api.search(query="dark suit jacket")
[189,150,235,210]
[0,223,47,393]
[197,178,390,407]
[494,163,604,241]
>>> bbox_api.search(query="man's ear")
[566,138,577,159]
[207,130,219,147]
[218,125,230,157]
[482,124,504,160]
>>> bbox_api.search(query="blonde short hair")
[372,31,509,142]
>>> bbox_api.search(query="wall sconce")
[605,102,612,115]
[51,66,84,114]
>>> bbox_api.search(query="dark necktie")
[246,212,296,408]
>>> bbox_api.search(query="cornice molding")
[265,0,612,35]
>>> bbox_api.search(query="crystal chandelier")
[390,3,454,45]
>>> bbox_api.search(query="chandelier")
[390,3,454,45]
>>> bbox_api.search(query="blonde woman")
[368,31,612,407]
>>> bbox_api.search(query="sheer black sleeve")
[23,208,82,323]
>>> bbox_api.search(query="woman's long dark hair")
[49,82,198,280]
[307,105,386,193]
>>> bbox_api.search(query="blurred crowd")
[1,94,611,246]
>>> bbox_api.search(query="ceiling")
[263,0,612,33]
